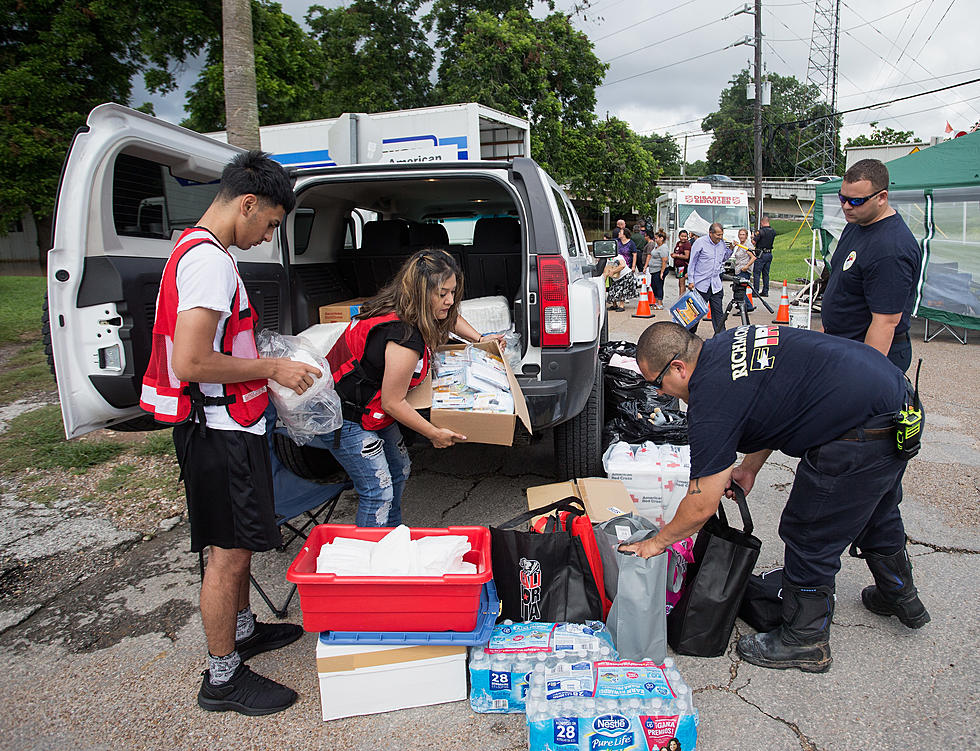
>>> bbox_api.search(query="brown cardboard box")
[406,341,531,446]
[526,477,636,525]
[319,298,369,323]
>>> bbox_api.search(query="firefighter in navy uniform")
[621,321,930,673]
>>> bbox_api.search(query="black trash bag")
[599,340,637,364]
[602,409,689,449]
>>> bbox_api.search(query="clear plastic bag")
[256,329,342,445]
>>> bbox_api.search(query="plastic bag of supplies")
[257,329,342,445]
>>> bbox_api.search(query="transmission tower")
[794,0,841,178]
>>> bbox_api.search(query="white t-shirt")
[175,240,265,434]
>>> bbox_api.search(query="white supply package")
[607,353,643,374]
[525,657,698,751]
[468,621,617,714]
[458,295,512,335]
[432,345,513,414]
[257,329,342,445]
[602,441,691,527]
[315,524,475,576]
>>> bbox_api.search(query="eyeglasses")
[838,188,885,207]
[651,351,680,389]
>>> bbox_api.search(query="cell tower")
[794,0,841,178]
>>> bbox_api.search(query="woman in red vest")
[324,249,496,526]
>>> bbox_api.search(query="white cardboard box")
[316,640,467,720]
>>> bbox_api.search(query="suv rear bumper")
[517,339,599,430]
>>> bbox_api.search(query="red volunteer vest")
[326,312,430,431]
[140,228,269,427]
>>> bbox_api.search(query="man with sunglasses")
[621,320,930,673]
[821,159,922,371]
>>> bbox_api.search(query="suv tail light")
[537,255,570,347]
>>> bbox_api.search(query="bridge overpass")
[657,177,819,219]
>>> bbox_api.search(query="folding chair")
[196,418,351,620]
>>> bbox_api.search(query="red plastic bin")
[286,524,492,633]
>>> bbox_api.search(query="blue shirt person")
[686,223,732,334]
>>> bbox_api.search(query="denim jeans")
[309,420,411,527]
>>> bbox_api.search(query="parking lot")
[0,306,977,751]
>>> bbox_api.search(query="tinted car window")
[551,187,578,257]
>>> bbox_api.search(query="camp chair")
[197,415,351,620]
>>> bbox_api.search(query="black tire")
[42,292,56,381]
[273,430,344,482]
[553,355,604,481]
[600,312,609,345]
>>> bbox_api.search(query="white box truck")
[655,182,751,247]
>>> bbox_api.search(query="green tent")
[814,131,980,337]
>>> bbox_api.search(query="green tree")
[684,159,709,177]
[702,69,840,177]
[222,0,261,149]
[438,10,605,175]
[306,0,434,117]
[182,0,326,132]
[845,122,916,148]
[0,0,218,253]
[639,133,681,176]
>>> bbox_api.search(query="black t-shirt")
[821,213,921,340]
[335,319,425,406]
[754,226,776,251]
[687,326,906,479]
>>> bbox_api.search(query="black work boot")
[858,547,931,629]
[736,582,834,673]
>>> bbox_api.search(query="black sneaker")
[198,663,298,716]
[236,621,305,661]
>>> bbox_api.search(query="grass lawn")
[0,275,46,344]
[768,219,821,286]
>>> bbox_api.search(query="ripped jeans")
[317,419,411,527]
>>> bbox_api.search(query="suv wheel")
[272,431,344,482]
[553,356,604,480]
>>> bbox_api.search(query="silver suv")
[46,104,607,479]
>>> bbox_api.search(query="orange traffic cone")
[745,284,754,312]
[773,280,790,324]
[632,275,654,318]
[705,302,712,321]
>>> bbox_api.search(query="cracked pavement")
[0,315,977,750]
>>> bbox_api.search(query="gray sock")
[208,650,241,686]
[236,606,255,641]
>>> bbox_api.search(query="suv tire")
[553,356,604,480]
[272,430,344,482]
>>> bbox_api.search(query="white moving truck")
[656,182,751,247]
[207,102,531,168]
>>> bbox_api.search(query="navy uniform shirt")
[687,326,906,479]
[821,213,921,340]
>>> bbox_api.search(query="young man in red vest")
[142,151,320,715]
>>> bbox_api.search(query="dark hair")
[678,229,688,236]
[655,230,667,241]
[636,321,700,373]
[356,248,462,350]
[621,228,632,240]
[216,150,295,214]
[843,158,889,193]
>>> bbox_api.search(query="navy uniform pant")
[779,422,907,587]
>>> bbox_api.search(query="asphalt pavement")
[0,292,977,751]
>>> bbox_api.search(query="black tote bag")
[490,498,604,623]
[666,483,761,657]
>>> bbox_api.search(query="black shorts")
[173,422,281,553]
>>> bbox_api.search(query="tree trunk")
[222,0,261,150]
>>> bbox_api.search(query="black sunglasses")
[838,188,885,207]
[652,351,680,389]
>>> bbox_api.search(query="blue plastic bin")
[320,579,500,646]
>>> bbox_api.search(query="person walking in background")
[603,227,638,312]
[821,159,922,371]
[731,228,758,312]
[648,230,671,310]
[687,222,732,335]
[752,216,776,297]
[671,229,692,299]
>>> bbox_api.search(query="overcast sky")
[140,0,980,170]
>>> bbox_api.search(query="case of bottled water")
[525,657,698,750]
[468,621,617,713]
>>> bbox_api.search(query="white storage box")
[315,639,467,720]
[459,295,511,334]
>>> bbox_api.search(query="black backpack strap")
[718,482,753,535]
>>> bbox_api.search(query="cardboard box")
[318,298,368,323]
[315,640,467,720]
[406,341,531,446]
[525,477,636,524]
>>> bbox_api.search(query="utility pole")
[681,135,688,177]
[753,0,763,229]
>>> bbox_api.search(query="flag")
[945,121,953,134]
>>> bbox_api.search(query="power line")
[592,0,698,43]
[597,44,740,89]
[605,13,730,63]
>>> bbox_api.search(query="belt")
[758,250,772,254]
[837,426,894,441]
